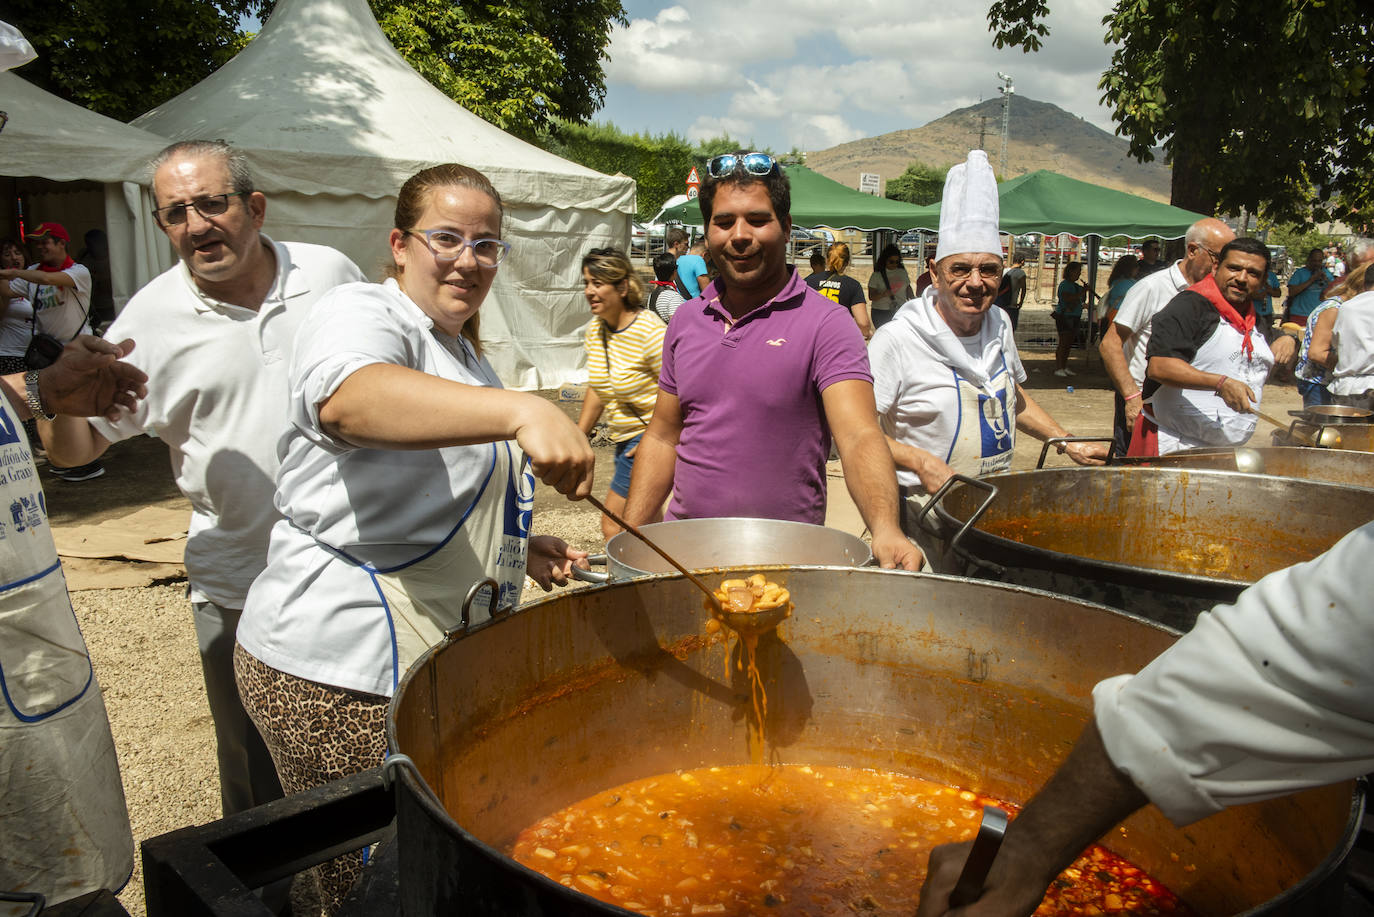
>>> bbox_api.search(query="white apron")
[1149,321,1272,454]
[0,400,133,904]
[311,438,533,694]
[944,357,1018,477]
[899,358,1016,574]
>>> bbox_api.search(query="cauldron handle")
[569,553,611,584]
[1037,436,1117,469]
[447,577,501,640]
[914,474,999,570]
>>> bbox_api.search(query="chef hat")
[935,150,1002,263]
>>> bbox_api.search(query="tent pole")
[1085,236,1100,368]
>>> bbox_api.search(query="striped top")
[584,310,667,442]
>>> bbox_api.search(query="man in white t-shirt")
[1,222,94,343]
[39,140,366,827]
[870,151,1105,569]
[1098,218,1234,454]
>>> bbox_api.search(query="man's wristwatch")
[24,370,55,421]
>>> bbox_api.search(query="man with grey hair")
[38,140,365,822]
[1101,219,1269,453]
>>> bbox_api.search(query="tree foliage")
[372,0,625,140]
[6,0,268,122]
[6,0,624,139]
[885,162,951,206]
[988,0,1372,226]
[540,121,766,221]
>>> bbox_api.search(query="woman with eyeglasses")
[576,248,666,542]
[233,163,594,914]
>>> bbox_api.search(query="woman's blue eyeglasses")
[404,229,510,266]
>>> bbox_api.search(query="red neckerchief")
[651,280,675,289]
[1189,273,1256,360]
[35,256,76,273]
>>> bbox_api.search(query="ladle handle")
[584,495,722,613]
[949,805,1009,908]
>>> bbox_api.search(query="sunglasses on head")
[706,152,778,179]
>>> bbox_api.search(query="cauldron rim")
[933,466,1373,592]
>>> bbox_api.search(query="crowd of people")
[6,124,1374,917]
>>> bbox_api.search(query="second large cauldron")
[923,467,1374,629]
[386,569,1360,917]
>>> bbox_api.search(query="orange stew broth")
[511,763,1195,917]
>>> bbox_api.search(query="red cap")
[29,222,70,243]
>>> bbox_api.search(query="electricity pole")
[997,72,1014,177]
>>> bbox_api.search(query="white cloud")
[602,0,1119,150]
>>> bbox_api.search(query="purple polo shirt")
[659,266,872,523]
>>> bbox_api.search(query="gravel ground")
[63,367,1302,915]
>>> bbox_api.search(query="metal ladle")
[1232,446,1264,474]
[1251,408,1341,448]
[583,496,792,635]
[716,589,794,638]
[584,494,724,616]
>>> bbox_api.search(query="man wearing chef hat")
[869,150,1106,569]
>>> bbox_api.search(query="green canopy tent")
[901,169,1207,240]
[659,164,943,230]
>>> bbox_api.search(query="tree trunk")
[1167,134,1219,216]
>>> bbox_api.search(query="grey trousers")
[191,600,285,817]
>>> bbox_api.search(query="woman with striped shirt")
[577,247,667,541]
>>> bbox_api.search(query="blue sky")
[598,0,1119,152]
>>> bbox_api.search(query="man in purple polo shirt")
[622,151,921,570]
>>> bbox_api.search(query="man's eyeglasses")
[706,152,778,179]
[152,191,249,227]
[405,229,510,267]
[945,262,1003,281]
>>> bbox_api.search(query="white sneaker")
[1053,368,1070,377]
[1063,367,1077,376]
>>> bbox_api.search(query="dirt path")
[57,362,1302,915]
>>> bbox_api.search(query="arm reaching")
[319,363,595,497]
[1,336,147,423]
[824,379,922,571]
[917,721,1148,917]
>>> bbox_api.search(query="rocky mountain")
[806,96,1172,202]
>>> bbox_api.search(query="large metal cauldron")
[1274,421,1374,452]
[387,569,1361,917]
[1109,446,1374,488]
[926,467,1374,630]
[572,517,871,583]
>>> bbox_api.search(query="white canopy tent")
[1,72,175,312]
[132,0,636,389]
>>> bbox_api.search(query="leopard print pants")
[233,643,388,915]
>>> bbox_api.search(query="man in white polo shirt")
[39,140,365,823]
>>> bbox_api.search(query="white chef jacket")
[1094,521,1374,826]
[1113,261,1189,388]
[1329,289,1374,397]
[871,291,1027,489]
[237,279,529,697]
[88,237,365,607]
